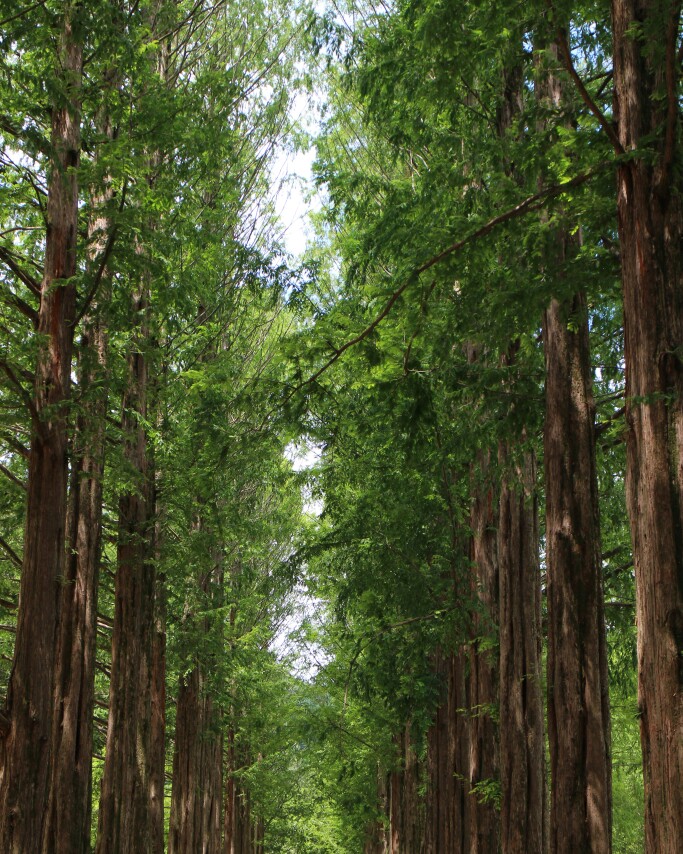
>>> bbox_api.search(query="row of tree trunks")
[224,744,264,854]
[0,7,82,851]
[611,2,683,851]
[45,314,108,854]
[43,68,117,850]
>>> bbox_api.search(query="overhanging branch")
[295,165,609,392]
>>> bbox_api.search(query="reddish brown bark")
[544,291,611,854]
[169,667,223,854]
[45,317,107,854]
[537,39,612,854]
[612,2,683,850]
[424,648,472,854]
[150,524,166,854]
[96,297,161,854]
[0,10,81,851]
[498,444,545,854]
[44,87,116,851]
[365,779,390,854]
[388,724,424,853]
[468,453,500,854]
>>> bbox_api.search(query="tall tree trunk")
[0,9,81,851]
[224,749,260,854]
[169,667,223,853]
[149,564,167,854]
[498,443,545,854]
[224,724,237,854]
[45,317,107,854]
[96,294,160,854]
[544,294,611,854]
[44,83,116,851]
[169,544,223,854]
[389,723,423,853]
[612,2,683,850]
[365,767,389,854]
[150,510,166,854]
[538,39,612,854]
[468,452,500,854]
[424,648,471,854]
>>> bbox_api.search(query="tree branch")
[0,536,21,569]
[0,463,26,492]
[0,292,39,326]
[0,432,29,459]
[550,10,624,154]
[294,165,608,393]
[0,0,45,29]
[0,360,39,423]
[0,247,41,298]
[74,180,128,327]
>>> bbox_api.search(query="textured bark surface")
[223,744,263,854]
[169,667,223,854]
[364,767,389,854]
[44,92,115,850]
[45,318,107,854]
[612,2,683,850]
[150,563,167,854]
[498,446,545,854]
[544,293,612,854]
[96,299,160,854]
[468,453,500,854]
[0,11,81,852]
[424,649,471,854]
[388,724,424,853]
[537,39,612,854]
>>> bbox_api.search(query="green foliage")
[0,0,648,848]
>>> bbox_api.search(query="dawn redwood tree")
[611,1,683,849]
[538,36,612,854]
[0,6,82,850]
[424,648,472,854]
[43,43,121,846]
[96,284,160,854]
[467,452,500,854]
[169,657,223,853]
[498,439,545,854]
